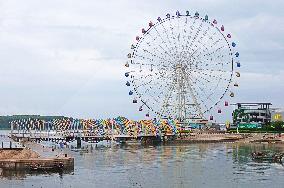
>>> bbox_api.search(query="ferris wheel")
[124,11,241,122]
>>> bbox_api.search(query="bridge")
[9,117,180,145]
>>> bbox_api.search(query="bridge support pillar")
[76,137,81,148]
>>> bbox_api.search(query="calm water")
[1,131,284,188]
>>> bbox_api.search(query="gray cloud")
[0,0,283,121]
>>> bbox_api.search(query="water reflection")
[0,168,74,180]
[1,142,284,188]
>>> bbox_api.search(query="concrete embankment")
[0,157,74,170]
[0,144,74,171]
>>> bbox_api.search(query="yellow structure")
[273,113,283,121]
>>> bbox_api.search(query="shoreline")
[172,132,284,144]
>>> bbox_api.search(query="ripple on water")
[1,136,284,188]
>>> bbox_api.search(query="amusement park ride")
[125,10,241,125]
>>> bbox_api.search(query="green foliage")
[233,108,250,123]
[228,121,284,133]
[265,121,284,131]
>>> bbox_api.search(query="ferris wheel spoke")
[153,26,176,57]
[176,15,185,54]
[179,17,190,51]
[188,84,211,112]
[187,28,212,57]
[192,60,230,72]
[179,67,206,117]
[183,20,204,55]
[184,77,205,118]
[159,81,175,118]
[190,71,212,83]
[188,22,203,51]
[141,48,172,65]
[190,72,229,106]
[194,45,227,61]
[186,73,216,110]
[187,70,228,103]
[134,54,154,63]
[146,31,174,59]
[190,67,232,74]
[193,47,231,64]
[184,29,211,58]
[185,17,197,47]
[159,22,176,54]
[190,84,214,112]
[186,72,213,95]
[167,18,182,56]
[138,33,171,62]
[191,69,231,82]
[134,79,153,89]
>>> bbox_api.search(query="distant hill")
[0,115,66,130]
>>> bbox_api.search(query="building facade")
[232,103,272,128]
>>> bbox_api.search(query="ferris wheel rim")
[125,11,240,120]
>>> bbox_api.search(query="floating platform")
[0,157,74,171]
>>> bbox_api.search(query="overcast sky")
[0,0,283,121]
